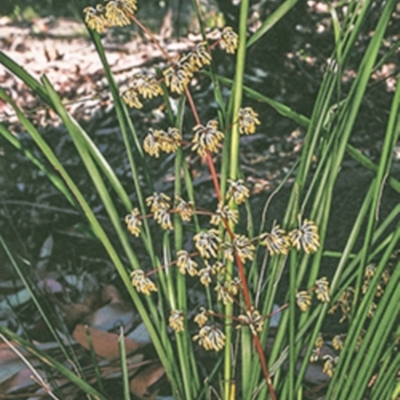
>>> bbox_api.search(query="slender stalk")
[127,12,174,63]
[118,327,131,400]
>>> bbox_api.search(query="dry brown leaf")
[73,324,141,359]
[0,359,26,391]
[80,284,123,312]
[0,342,21,363]
[61,303,92,329]
[129,363,165,399]
[100,284,124,304]
[83,302,135,331]
[81,288,103,311]
[1,367,38,394]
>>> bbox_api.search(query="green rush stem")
[184,86,276,400]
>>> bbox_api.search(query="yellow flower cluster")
[215,278,240,305]
[83,0,137,32]
[260,224,291,256]
[122,28,238,106]
[143,127,182,157]
[226,179,250,205]
[130,73,163,99]
[238,107,261,135]
[130,270,157,295]
[237,308,264,336]
[175,196,195,222]
[222,235,255,263]
[309,334,324,362]
[145,192,173,230]
[176,250,198,276]
[122,73,164,109]
[361,262,390,298]
[140,107,260,169]
[315,333,324,349]
[329,257,392,323]
[125,194,196,239]
[125,208,142,237]
[198,262,224,286]
[296,277,330,312]
[328,287,354,323]
[163,42,212,95]
[194,307,209,327]
[289,216,320,254]
[193,325,226,352]
[83,5,108,33]
[210,202,238,226]
[146,192,171,212]
[122,89,143,109]
[332,334,345,351]
[314,277,330,302]
[259,216,320,256]
[169,310,185,332]
[193,229,221,259]
[219,27,239,54]
[296,290,312,312]
[322,355,338,378]
[308,333,350,379]
[191,120,224,157]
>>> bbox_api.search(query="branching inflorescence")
[83,0,328,392]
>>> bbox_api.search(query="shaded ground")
[0,1,399,398]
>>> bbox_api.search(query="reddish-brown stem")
[127,12,174,64]
[182,90,252,308]
[266,303,289,320]
[209,41,220,51]
[185,87,201,124]
[147,260,178,275]
[183,87,275,397]
[206,310,244,323]
[184,87,223,201]
[171,208,214,217]
[183,88,253,310]
[254,334,277,400]
[205,152,222,202]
